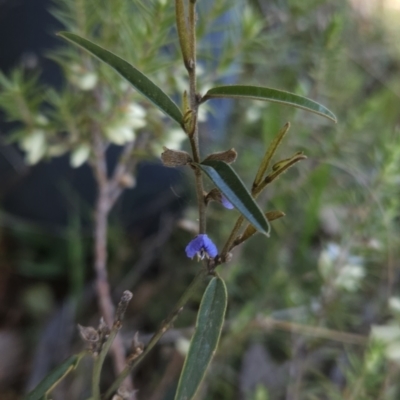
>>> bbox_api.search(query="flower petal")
[201,234,218,258]
[185,235,204,258]
[221,195,234,210]
[185,234,218,259]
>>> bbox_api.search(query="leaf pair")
[57,32,337,128]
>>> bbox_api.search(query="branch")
[91,125,133,392]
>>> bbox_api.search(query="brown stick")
[91,127,133,391]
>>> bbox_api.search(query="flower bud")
[205,189,234,209]
[161,147,192,167]
[21,129,46,165]
[203,148,237,164]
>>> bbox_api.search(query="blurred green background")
[0,0,400,399]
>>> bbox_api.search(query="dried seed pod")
[161,146,192,167]
[203,148,237,164]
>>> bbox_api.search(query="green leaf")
[25,354,83,400]
[254,152,307,196]
[175,277,227,400]
[236,210,286,246]
[253,122,291,187]
[201,85,337,123]
[198,160,270,236]
[57,32,183,125]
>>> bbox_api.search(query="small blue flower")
[221,195,234,210]
[185,234,218,260]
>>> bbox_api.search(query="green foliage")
[25,353,83,400]
[199,160,271,236]
[202,85,337,122]
[175,277,228,400]
[2,0,400,399]
[58,32,183,125]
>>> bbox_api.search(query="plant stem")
[220,215,245,256]
[91,127,133,391]
[104,268,208,399]
[92,329,118,400]
[185,0,207,234]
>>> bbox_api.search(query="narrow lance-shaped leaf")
[198,160,270,236]
[201,85,337,123]
[254,152,308,196]
[253,122,291,188]
[57,32,183,125]
[175,277,228,400]
[234,210,286,247]
[25,354,83,400]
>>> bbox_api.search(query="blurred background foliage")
[0,0,400,399]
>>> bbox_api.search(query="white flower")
[70,144,91,168]
[125,103,146,129]
[69,64,98,91]
[385,341,400,361]
[21,129,46,165]
[334,264,365,291]
[389,297,400,314]
[197,106,208,122]
[35,114,49,126]
[153,128,187,156]
[105,124,135,145]
[164,129,187,149]
[176,337,190,356]
[370,324,400,365]
[371,324,400,344]
[318,242,365,292]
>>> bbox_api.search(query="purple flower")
[185,234,218,260]
[221,195,234,210]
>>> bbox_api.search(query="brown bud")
[203,148,237,164]
[114,290,133,327]
[78,324,99,343]
[112,388,137,400]
[161,147,192,167]
[89,318,111,356]
[127,332,144,364]
[222,252,233,263]
[205,188,220,205]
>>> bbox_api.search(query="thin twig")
[91,125,133,391]
[252,317,368,345]
[104,268,208,399]
[92,292,133,400]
